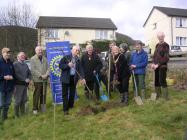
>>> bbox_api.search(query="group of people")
[58,31,170,115]
[0,46,49,123]
[0,31,170,120]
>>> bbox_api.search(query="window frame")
[176,36,187,46]
[95,30,108,40]
[176,17,187,28]
[45,29,59,39]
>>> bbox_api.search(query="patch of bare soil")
[77,101,126,116]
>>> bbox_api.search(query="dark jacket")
[13,61,31,86]
[59,54,84,84]
[130,49,148,75]
[122,50,131,66]
[112,53,130,81]
[153,42,169,67]
[0,57,15,92]
[81,52,102,82]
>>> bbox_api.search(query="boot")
[0,108,3,125]
[95,92,100,101]
[84,91,90,99]
[20,103,26,115]
[120,93,124,103]
[155,86,161,99]
[2,107,8,121]
[14,105,20,118]
[141,89,146,101]
[162,87,169,100]
[123,92,128,106]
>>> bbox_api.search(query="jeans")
[155,67,167,87]
[33,82,47,111]
[133,74,146,96]
[62,76,76,112]
[0,91,13,119]
[14,85,28,116]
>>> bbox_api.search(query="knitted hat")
[119,43,129,51]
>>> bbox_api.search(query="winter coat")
[153,42,169,68]
[0,57,15,92]
[112,53,130,81]
[30,54,49,82]
[59,54,84,84]
[130,49,148,75]
[81,52,102,82]
[13,61,31,86]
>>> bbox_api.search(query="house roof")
[143,6,187,27]
[36,16,117,30]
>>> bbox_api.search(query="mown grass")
[0,85,187,140]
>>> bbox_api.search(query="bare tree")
[0,2,37,28]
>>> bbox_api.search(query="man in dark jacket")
[151,32,169,100]
[130,41,148,101]
[13,52,31,117]
[81,44,102,100]
[59,45,85,115]
[0,48,15,121]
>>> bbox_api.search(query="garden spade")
[41,81,46,113]
[132,70,143,105]
[75,70,93,99]
[151,71,157,101]
[107,52,111,99]
[95,74,109,102]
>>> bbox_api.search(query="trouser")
[155,67,168,99]
[0,91,13,120]
[155,67,167,87]
[14,85,28,116]
[85,78,100,100]
[117,76,130,103]
[62,76,76,112]
[33,82,47,111]
[133,74,146,97]
[117,76,130,93]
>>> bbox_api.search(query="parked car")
[169,45,187,57]
[24,59,31,70]
[100,51,107,61]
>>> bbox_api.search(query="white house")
[36,16,117,48]
[144,6,187,53]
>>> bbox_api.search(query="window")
[95,30,108,39]
[45,29,59,39]
[153,23,157,30]
[176,37,187,46]
[176,18,187,27]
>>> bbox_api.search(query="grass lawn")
[0,85,187,140]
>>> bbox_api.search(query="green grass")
[0,86,187,140]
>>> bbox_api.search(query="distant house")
[144,6,187,53]
[36,16,117,47]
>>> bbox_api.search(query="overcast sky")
[1,0,187,41]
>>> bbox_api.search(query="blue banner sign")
[46,41,71,104]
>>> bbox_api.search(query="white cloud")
[1,0,187,42]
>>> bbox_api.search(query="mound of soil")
[77,101,126,116]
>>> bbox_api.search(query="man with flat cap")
[0,48,15,122]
